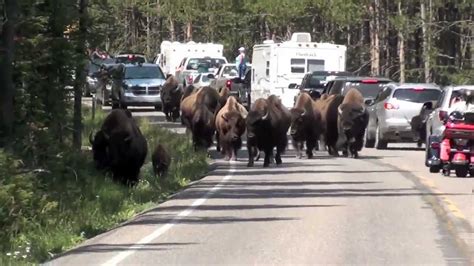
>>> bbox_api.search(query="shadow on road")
[210,169,409,176]
[128,215,298,227]
[57,242,195,256]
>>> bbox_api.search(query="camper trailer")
[251,32,347,108]
[155,41,224,75]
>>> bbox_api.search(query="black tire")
[375,124,388,150]
[429,165,440,173]
[455,167,468,178]
[365,129,375,148]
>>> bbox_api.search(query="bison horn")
[261,111,269,120]
[89,131,94,145]
[173,85,180,92]
[338,106,343,115]
[301,110,306,117]
[103,131,110,140]
[124,135,132,142]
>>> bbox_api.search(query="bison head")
[221,112,246,143]
[290,108,307,141]
[338,104,368,143]
[90,130,110,170]
[246,110,269,143]
[192,106,216,151]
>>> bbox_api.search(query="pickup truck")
[209,64,252,109]
[175,56,228,87]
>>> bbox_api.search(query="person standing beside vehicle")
[111,64,125,109]
[235,47,247,81]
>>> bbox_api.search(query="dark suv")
[299,71,352,93]
[323,76,393,103]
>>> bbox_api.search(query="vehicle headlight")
[454,138,469,146]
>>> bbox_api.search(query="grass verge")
[0,107,209,265]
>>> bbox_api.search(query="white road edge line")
[101,161,237,266]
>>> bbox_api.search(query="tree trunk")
[146,0,151,57]
[73,0,89,150]
[0,0,19,141]
[397,1,405,83]
[369,1,380,76]
[168,17,175,41]
[186,21,193,41]
[420,0,431,82]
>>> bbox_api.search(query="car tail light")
[413,87,425,91]
[187,75,194,84]
[384,102,399,110]
[439,110,448,122]
[226,80,232,89]
[362,79,378,84]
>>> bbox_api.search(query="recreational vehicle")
[251,32,347,108]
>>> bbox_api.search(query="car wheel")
[375,123,388,150]
[455,166,468,178]
[429,165,440,173]
[364,129,375,148]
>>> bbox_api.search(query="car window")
[435,90,446,108]
[308,74,324,88]
[375,87,392,103]
[115,56,146,64]
[342,80,390,98]
[329,80,345,95]
[392,88,441,103]
[187,58,225,70]
[223,66,238,77]
[124,66,165,79]
[194,75,201,83]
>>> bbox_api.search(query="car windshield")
[393,88,441,103]
[124,66,164,79]
[186,58,226,70]
[308,75,325,88]
[223,66,238,77]
[344,81,391,98]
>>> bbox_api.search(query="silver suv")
[365,83,441,149]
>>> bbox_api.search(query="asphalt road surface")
[49,103,473,265]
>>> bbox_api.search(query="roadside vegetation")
[0,108,209,265]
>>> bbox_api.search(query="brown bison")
[246,95,291,167]
[190,87,220,150]
[314,94,345,156]
[160,75,183,122]
[290,92,322,159]
[336,88,369,158]
[152,143,171,177]
[215,96,247,161]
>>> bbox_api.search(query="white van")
[155,41,224,75]
[251,32,347,108]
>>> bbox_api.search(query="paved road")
[51,103,473,265]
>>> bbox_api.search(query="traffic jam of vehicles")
[86,32,474,183]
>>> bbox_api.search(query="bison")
[336,88,369,158]
[152,143,171,178]
[215,96,247,161]
[90,109,148,186]
[314,94,345,156]
[410,101,436,147]
[160,75,183,122]
[290,92,322,159]
[190,87,220,151]
[246,95,291,167]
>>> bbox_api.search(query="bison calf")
[152,144,171,177]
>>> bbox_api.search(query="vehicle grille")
[130,85,160,96]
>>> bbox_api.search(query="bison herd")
[90,75,370,186]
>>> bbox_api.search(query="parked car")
[115,53,147,64]
[113,63,166,109]
[323,76,393,104]
[425,85,474,171]
[365,83,442,149]
[193,72,214,88]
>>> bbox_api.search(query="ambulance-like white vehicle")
[155,41,224,75]
[251,32,347,108]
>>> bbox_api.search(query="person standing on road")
[235,47,247,80]
[111,64,125,108]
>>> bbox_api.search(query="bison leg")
[263,149,273,167]
[247,145,255,167]
[216,132,221,152]
[293,140,303,159]
[306,138,316,159]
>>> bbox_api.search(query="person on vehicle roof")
[235,47,247,80]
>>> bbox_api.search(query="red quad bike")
[437,111,474,177]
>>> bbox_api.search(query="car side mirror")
[288,83,298,89]
[365,99,375,106]
[207,74,215,79]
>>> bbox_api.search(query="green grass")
[0,108,209,264]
